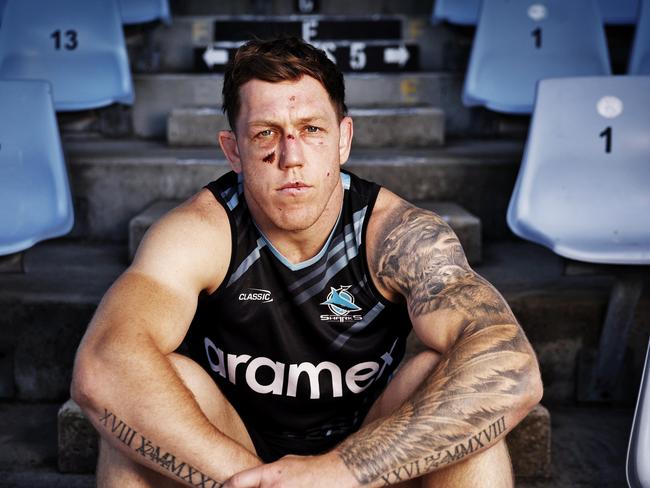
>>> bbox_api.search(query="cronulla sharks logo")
[320,286,363,323]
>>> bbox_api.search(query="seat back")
[0,0,7,27]
[629,0,650,74]
[431,0,480,25]
[0,80,74,255]
[0,0,134,111]
[628,338,650,488]
[118,0,171,25]
[507,76,650,264]
[599,0,640,24]
[463,0,611,113]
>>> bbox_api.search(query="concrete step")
[63,137,523,241]
[167,106,445,148]
[170,0,433,16]
[140,15,468,74]
[2,238,649,404]
[57,398,551,479]
[132,73,525,140]
[128,199,480,264]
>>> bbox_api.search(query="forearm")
[72,335,260,487]
[335,319,542,487]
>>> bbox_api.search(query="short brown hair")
[222,37,347,130]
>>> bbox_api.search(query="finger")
[224,466,264,488]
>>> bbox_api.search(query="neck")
[249,182,344,265]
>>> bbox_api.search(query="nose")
[278,132,304,170]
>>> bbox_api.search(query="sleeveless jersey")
[186,170,411,460]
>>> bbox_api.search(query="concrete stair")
[167,106,445,148]
[128,199,481,264]
[131,73,526,140]
[62,137,523,242]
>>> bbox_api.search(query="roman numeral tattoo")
[100,409,224,488]
[336,202,539,485]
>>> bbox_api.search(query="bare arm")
[71,191,260,487]
[335,196,543,486]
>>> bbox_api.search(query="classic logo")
[238,288,273,304]
[320,286,363,322]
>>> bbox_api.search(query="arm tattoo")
[99,408,224,488]
[337,202,539,485]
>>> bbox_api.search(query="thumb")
[224,466,264,488]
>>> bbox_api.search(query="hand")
[223,452,358,488]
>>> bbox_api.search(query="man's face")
[219,75,353,234]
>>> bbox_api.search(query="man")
[71,37,542,487]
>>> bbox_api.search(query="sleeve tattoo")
[337,202,540,485]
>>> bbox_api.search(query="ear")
[338,116,353,165]
[218,130,242,173]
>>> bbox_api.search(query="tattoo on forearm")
[337,203,538,485]
[377,416,507,485]
[100,409,224,488]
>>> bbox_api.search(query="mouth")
[277,181,312,195]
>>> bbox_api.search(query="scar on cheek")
[287,134,295,140]
[262,152,275,163]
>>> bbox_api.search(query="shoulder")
[366,188,471,305]
[130,188,232,295]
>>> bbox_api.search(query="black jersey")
[187,170,411,461]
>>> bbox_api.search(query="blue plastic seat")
[463,0,611,114]
[628,339,650,488]
[0,80,74,256]
[629,0,650,74]
[599,0,640,24]
[118,0,171,25]
[0,0,134,111]
[507,76,650,264]
[0,0,7,27]
[431,0,480,26]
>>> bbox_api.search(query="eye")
[257,129,274,138]
[305,126,321,133]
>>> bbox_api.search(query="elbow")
[522,360,544,411]
[70,345,104,412]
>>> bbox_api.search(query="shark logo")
[321,286,362,317]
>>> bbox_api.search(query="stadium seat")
[0,0,7,27]
[0,80,74,256]
[508,76,650,402]
[598,0,640,24]
[431,0,480,26]
[628,339,650,488]
[118,0,171,25]
[0,0,134,111]
[629,0,650,74]
[507,76,650,263]
[432,0,639,26]
[463,0,612,114]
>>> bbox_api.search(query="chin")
[272,208,321,232]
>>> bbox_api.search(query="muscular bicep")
[84,192,230,355]
[370,198,514,352]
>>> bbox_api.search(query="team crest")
[320,286,363,323]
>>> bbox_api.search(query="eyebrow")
[247,115,330,128]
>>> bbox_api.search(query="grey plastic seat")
[629,0,650,74]
[463,0,611,114]
[628,339,650,488]
[0,80,74,256]
[431,0,480,25]
[508,76,650,264]
[118,0,171,25]
[0,0,134,111]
